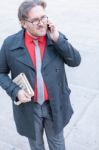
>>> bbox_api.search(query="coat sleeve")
[53,33,81,67]
[0,40,21,101]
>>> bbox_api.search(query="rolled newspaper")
[13,73,34,105]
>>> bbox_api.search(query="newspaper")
[13,73,34,105]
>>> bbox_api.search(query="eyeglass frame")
[24,15,48,26]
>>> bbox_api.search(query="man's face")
[23,6,48,37]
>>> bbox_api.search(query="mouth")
[37,27,47,34]
[37,26,45,30]
[35,26,47,36]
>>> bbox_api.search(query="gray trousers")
[28,101,66,150]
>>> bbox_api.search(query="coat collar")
[9,30,25,50]
[9,29,56,70]
[9,29,54,50]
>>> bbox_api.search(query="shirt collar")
[25,31,46,43]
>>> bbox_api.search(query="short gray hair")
[18,0,47,21]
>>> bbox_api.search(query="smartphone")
[47,23,52,32]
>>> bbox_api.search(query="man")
[0,0,81,150]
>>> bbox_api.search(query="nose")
[38,20,44,25]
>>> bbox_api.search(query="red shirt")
[24,31,49,102]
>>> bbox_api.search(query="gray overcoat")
[0,30,81,139]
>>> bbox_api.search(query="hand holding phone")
[47,21,59,42]
[47,22,55,33]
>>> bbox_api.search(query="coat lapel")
[42,33,56,69]
[9,30,35,71]
[16,48,35,70]
[10,30,56,71]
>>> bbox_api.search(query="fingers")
[24,92,32,99]
[24,92,32,102]
[47,20,56,32]
[17,89,32,103]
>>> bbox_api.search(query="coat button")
[56,69,58,72]
[58,82,61,86]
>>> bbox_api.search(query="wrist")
[52,32,59,43]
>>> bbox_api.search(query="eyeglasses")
[25,15,48,25]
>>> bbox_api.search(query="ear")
[20,20,27,29]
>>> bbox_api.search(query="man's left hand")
[47,21,59,43]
